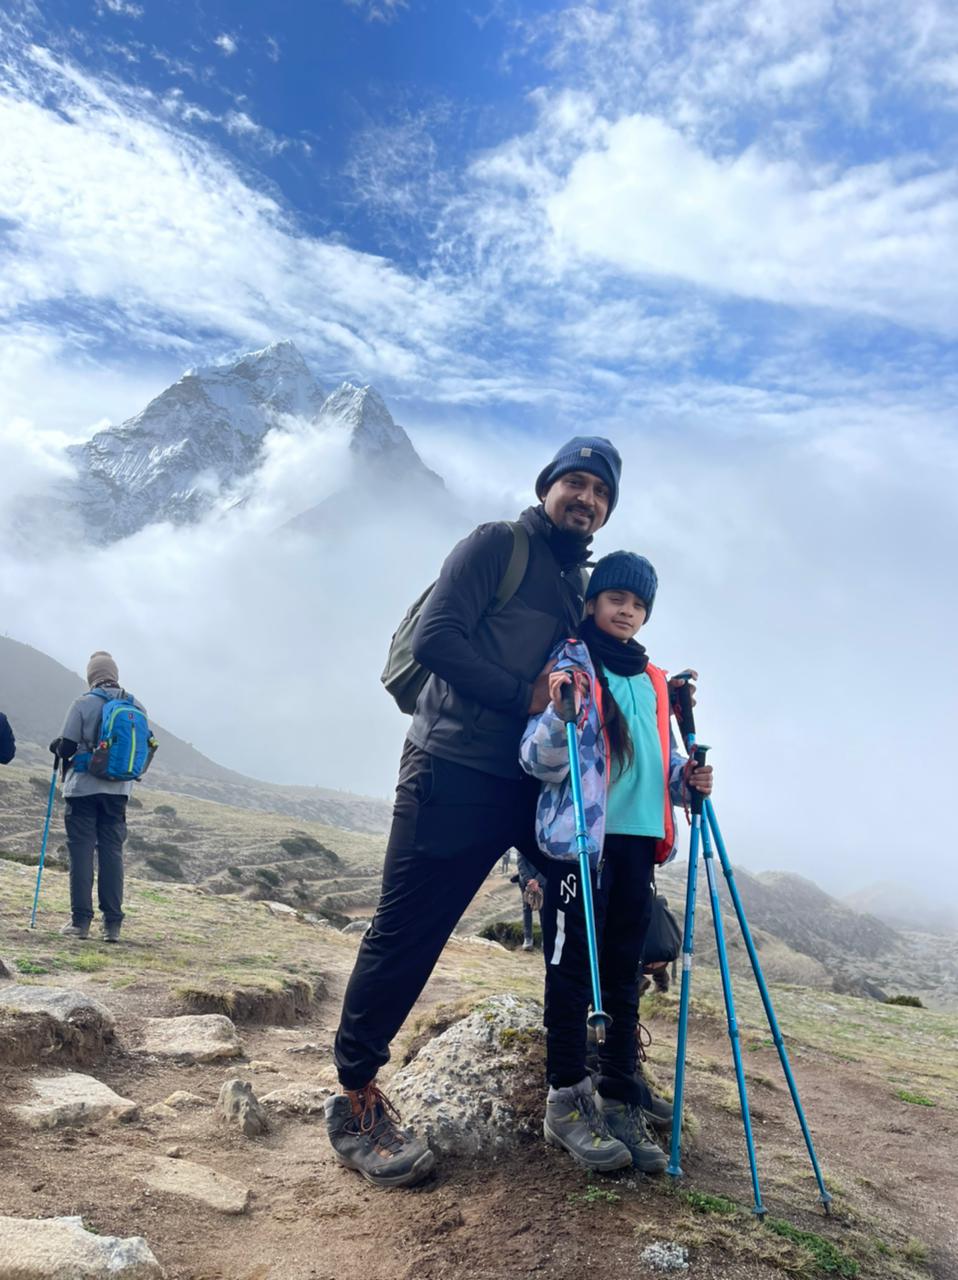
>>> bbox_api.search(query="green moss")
[884,994,924,1008]
[16,957,51,975]
[764,1218,859,1277]
[895,1090,935,1107]
[479,919,542,949]
[684,1190,740,1216]
[568,1183,621,1206]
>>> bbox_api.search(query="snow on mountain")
[67,341,441,542]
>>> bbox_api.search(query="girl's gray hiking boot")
[543,1076,632,1173]
[596,1094,668,1174]
[324,1083,435,1189]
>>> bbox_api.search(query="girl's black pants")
[541,833,657,1102]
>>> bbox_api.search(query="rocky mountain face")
[67,341,441,543]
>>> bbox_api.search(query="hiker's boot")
[543,1076,632,1173]
[325,1083,435,1189]
[60,921,90,939]
[597,1094,668,1174]
[642,1090,673,1132]
[522,937,534,952]
[102,921,122,944]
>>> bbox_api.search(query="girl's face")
[587,588,647,642]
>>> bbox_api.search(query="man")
[325,436,622,1188]
[50,651,147,943]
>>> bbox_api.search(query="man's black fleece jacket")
[407,505,590,779]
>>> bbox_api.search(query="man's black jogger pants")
[334,741,543,1090]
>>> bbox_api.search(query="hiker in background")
[520,552,713,1175]
[326,437,623,1189]
[0,711,14,764]
[514,851,546,951]
[49,651,155,944]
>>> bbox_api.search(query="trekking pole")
[668,677,764,1212]
[666,677,704,1178]
[557,677,610,1045]
[705,798,832,1212]
[29,761,59,929]
[700,795,765,1216]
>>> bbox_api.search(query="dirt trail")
[2,931,956,1280]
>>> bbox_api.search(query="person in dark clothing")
[325,436,623,1189]
[50,651,146,944]
[0,712,15,764]
[515,850,545,951]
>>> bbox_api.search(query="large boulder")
[12,1073,138,1129]
[0,1215,164,1278]
[138,1015,243,1063]
[0,986,115,1066]
[387,994,544,1157]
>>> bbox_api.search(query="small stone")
[13,1073,139,1130]
[144,1103,177,1120]
[139,1015,243,1063]
[215,1078,269,1137]
[341,919,370,935]
[0,957,13,979]
[136,1156,251,1215]
[0,1214,163,1278]
[260,1084,332,1116]
[247,1060,280,1072]
[165,1145,184,1158]
[639,1241,690,1273]
[162,1090,208,1109]
[262,900,298,918]
[285,1042,322,1055]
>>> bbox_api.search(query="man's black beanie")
[535,436,622,521]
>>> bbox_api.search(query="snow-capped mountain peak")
[66,342,443,542]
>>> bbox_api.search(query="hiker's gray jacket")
[407,506,587,778]
[60,685,147,799]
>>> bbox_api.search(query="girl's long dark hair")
[591,657,634,781]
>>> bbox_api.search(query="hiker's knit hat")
[87,651,119,688]
[586,552,658,621]
[535,436,622,521]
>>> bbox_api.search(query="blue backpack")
[82,689,158,781]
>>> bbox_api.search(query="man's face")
[542,470,611,533]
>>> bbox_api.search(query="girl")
[520,551,712,1173]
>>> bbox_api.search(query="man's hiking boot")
[102,921,122,944]
[60,922,90,939]
[522,938,534,952]
[325,1083,434,1189]
[543,1076,632,1173]
[642,1091,673,1132]
[597,1095,668,1174]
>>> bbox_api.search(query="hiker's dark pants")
[541,834,656,1103]
[334,741,543,1090]
[64,794,127,926]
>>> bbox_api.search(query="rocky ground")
[1,855,957,1280]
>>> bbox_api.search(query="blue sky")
[2,1,958,899]
[3,0,957,433]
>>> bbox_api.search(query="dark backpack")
[642,891,682,966]
[381,521,530,714]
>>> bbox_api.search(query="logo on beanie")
[580,447,593,457]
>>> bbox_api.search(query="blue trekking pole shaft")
[29,762,58,930]
[701,803,765,1216]
[558,680,609,1044]
[667,743,703,1179]
[705,798,832,1210]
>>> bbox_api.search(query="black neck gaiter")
[580,615,648,676]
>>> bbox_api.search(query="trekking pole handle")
[689,745,709,817]
[670,671,697,748]
[556,674,579,724]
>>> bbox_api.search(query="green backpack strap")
[488,521,530,614]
